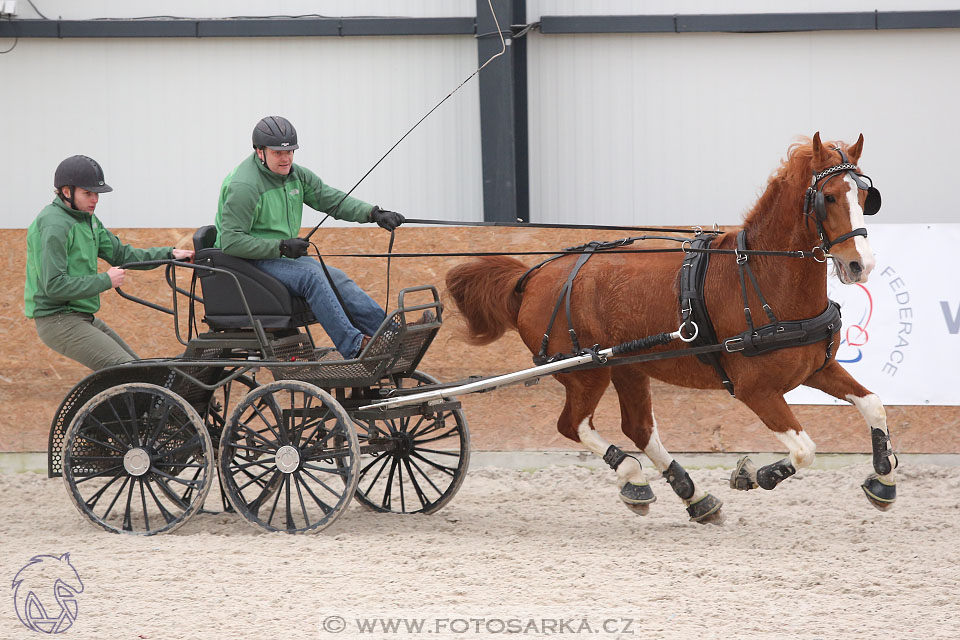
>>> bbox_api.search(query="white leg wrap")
[774,429,817,469]
[577,418,646,488]
[645,417,707,504]
[847,393,896,482]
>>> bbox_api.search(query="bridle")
[803,147,882,252]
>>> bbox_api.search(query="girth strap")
[679,233,735,395]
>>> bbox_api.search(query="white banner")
[786,224,960,405]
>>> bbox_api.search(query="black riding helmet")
[252,116,299,151]
[54,155,113,193]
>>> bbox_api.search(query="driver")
[25,155,194,370]
[215,116,406,358]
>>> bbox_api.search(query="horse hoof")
[861,473,896,512]
[623,501,651,516]
[687,493,724,524]
[619,482,656,515]
[730,456,759,491]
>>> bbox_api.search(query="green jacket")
[24,198,172,318]
[215,153,375,259]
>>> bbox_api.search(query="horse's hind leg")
[730,393,817,492]
[611,370,723,524]
[803,360,897,511]
[555,370,657,516]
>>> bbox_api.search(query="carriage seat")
[192,225,316,331]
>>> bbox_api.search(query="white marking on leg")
[844,174,876,281]
[577,417,646,487]
[774,429,817,469]
[645,416,707,504]
[847,393,896,482]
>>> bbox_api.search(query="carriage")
[48,133,898,535]
[47,225,470,535]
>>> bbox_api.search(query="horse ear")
[847,133,864,164]
[812,132,824,165]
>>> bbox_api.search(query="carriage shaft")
[359,348,615,411]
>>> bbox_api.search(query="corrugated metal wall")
[3,1,957,229]
[527,27,960,226]
[1,34,482,229]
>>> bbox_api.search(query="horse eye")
[824,195,836,203]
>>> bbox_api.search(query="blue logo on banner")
[11,553,84,634]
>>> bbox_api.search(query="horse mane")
[741,136,846,239]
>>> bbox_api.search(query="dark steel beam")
[0,17,475,39]
[476,0,529,223]
[539,10,960,34]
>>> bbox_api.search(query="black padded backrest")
[193,225,218,252]
[191,226,315,330]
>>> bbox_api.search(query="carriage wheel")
[351,371,471,514]
[218,380,360,534]
[61,383,214,535]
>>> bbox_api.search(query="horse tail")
[445,256,527,345]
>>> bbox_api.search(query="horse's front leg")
[802,360,897,511]
[729,393,818,492]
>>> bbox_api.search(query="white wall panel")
[528,29,960,226]
[1,35,482,229]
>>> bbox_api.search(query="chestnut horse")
[446,133,896,524]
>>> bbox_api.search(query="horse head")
[806,132,881,284]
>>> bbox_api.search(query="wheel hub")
[123,448,151,477]
[275,445,301,473]
[393,431,415,458]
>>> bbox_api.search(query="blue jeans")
[252,257,386,357]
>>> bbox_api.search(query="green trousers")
[35,312,138,371]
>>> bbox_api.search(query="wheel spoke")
[86,414,131,449]
[293,472,311,528]
[122,477,136,531]
[106,398,139,447]
[139,478,151,532]
[73,464,124,484]
[402,458,430,509]
[82,473,124,509]
[381,456,400,509]
[406,456,445,497]
[75,431,126,455]
[299,466,348,500]
[410,451,457,476]
[145,402,173,448]
[151,473,190,510]
[294,473,332,516]
[144,479,180,523]
[101,475,131,521]
[360,454,392,496]
[265,475,285,526]
[151,467,204,488]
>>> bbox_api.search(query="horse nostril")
[849,262,862,276]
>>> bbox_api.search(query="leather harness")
[525,230,842,394]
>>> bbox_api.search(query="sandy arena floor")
[1,462,958,639]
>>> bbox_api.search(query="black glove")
[279,237,310,258]
[370,206,405,232]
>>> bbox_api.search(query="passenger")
[25,155,195,370]
[215,115,405,358]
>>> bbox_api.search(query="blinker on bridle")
[803,147,882,252]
